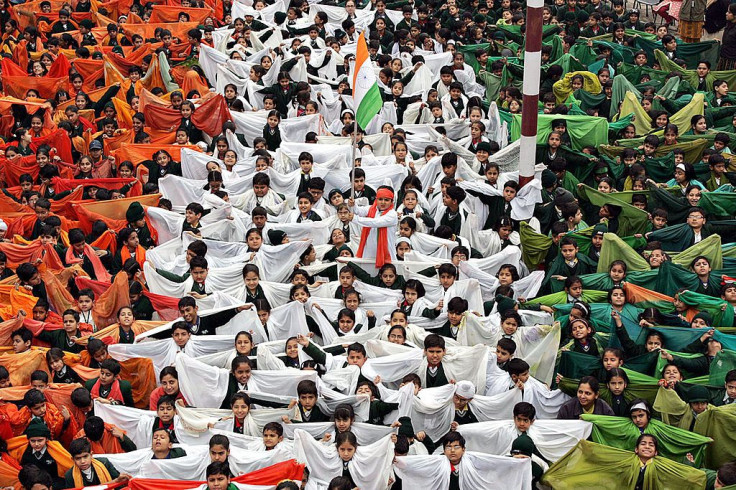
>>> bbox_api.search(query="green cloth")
[519,221,553,270]
[511,114,608,150]
[693,403,736,469]
[670,234,723,270]
[581,414,712,466]
[576,185,650,237]
[527,290,609,306]
[679,290,734,328]
[596,233,650,274]
[541,440,707,489]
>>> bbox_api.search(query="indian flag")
[352,31,382,130]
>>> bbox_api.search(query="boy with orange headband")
[348,185,398,268]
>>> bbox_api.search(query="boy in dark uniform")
[424,334,450,388]
[62,438,129,489]
[20,421,66,489]
[125,201,156,249]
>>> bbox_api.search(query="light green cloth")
[541,440,707,489]
[581,414,712,466]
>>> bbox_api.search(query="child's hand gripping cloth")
[394,451,533,490]
[293,429,395,490]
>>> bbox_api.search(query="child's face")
[62,314,78,334]
[646,335,662,352]
[28,436,48,453]
[425,346,445,366]
[233,363,252,385]
[399,222,412,237]
[157,402,175,422]
[285,339,299,358]
[12,336,30,354]
[439,272,455,289]
[643,143,656,155]
[602,352,622,370]
[501,318,518,335]
[232,398,249,420]
[31,379,49,391]
[560,244,577,261]
[78,295,94,312]
[390,314,407,328]
[49,358,64,373]
[172,328,191,347]
[653,216,667,229]
[726,380,736,400]
[29,402,46,418]
[609,264,626,282]
[570,321,591,340]
[335,417,352,433]
[448,310,463,326]
[292,288,309,302]
[338,316,354,333]
[99,367,115,385]
[514,414,532,432]
[185,209,201,224]
[347,350,366,367]
[337,442,356,462]
[180,105,192,118]
[496,346,511,364]
[297,198,312,214]
[262,430,282,449]
[380,269,397,287]
[299,393,317,410]
[511,370,529,384]
[608,376,626,396]
[210,444,229,462]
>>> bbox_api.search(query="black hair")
[513,401,536,420]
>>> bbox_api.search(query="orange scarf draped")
[120,244,146,269]
[9,405,65,439]
[65,244,112,283]
[356,188,394,268]
[74,424,124,454]
[90,379,123,404]
[7,437,73,477]
[72,457,112,487]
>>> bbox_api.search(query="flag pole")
[519,0,543,188]
[351,122,357,201]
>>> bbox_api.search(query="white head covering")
[455,380,475,399]
[0,219,7,232]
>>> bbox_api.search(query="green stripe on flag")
[356,83,382,129]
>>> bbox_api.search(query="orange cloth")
[74,423,125,454]
[0,453,21,488]
[64,243,112,283]
[9,402,65,439]
[0,349,50,387]
[120,244,146,270]
[76,320,164,345]
[0,286,38,323]
[7,436,73,477]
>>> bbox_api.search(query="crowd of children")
[0,0,736,488]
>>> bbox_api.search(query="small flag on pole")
[352,31,382,130]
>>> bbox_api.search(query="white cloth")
[293,430,395,490]
[394,452,532,490]
[455,419,592,462]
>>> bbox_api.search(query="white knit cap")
[455,380,475,399]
